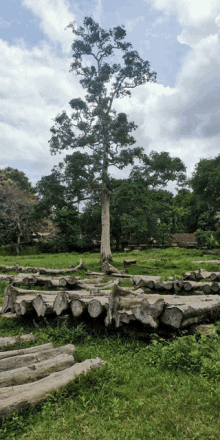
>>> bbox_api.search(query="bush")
[195,229,219,247]
[144,332,220,380]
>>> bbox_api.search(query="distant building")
[171,233,197,246]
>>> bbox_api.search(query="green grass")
[1,248,220,439]
[1,316,220,440]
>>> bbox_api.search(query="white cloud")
[21,0,77,54]
[124,15,145,33]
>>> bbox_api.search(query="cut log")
[0,261,83,275]
[53,291,69,315]
[33,294,57,317]
[211,282,220,293]
[0,353,75,387]
[0,357,105,418]
[2,285,62,314]
[87,297,109,318]
[160,295,220,329]
[70,295,109,318]
[192,260,220,264]
[123,259,136,265]
[132,275,161,289]
[86,271,106,276]
[182,281,205,291]
[105,285,165,328]
[0,344,75,371]
[0,343,54,360]
[202,283,213,294]
[0,334,36,350]
[14,295,36,316]
[70,299,87,317]
[102,262,125,275]
[210,272,220,281]
[195,269,213,280]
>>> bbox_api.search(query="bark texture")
[0,357,105,418]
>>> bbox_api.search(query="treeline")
[0,152,220,255]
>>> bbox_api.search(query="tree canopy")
[48,15,157,261]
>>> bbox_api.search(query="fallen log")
[0,334,36,350]
[14,295,36,316]
[70,295,109,318]
[33,294,57,317]
[2,285,61,314]
[182,270,213,281]
[86,271,106,276]
[87,297,109,318]
[0,353,75,387]
[210,272,220,281]
[160,295,220,329]
[105,285,165,328]
[192,260,220,264]
[102,262,125,275]
[0,357,105,418]
[53,291,69,315]
[0,344,76,371]
[123,259,136,265]
[182,281,206,291]
[0,260,83,275]
[0,343,54,360]
[132,275,161,289]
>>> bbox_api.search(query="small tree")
[48,16,157,261]
[0,180,37,254]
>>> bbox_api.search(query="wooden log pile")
[0,259,83,274]
[2,264,220,332]
[0,338,105,418]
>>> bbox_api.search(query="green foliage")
[145,332,220,380]
[195,229,219,248]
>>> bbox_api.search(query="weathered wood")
[53,291,69,315]
[0,344,75,371]
[0,357,105,418]
[160,295,220,329]
[33,294,57,317]
[0,343,54,360]
[102,262,125,275]
[0,260,83,275]
[210,282,220,293]
[86,271,106,276]
[105,285,165,328]
[192,260,220,264]
[202,283,213,294]
[70,299,87,317]
[182,281,205,291]
[0,334,36,350]
[87,297,109,318]
[210,272,220,281]
[0,353,75,387]
[132,275,161,289]
[14,295,36,316]
[70,295,109,318]
[123,259,136,265]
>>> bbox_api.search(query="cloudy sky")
[1,0,220,190]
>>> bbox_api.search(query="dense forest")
[0,152,220,255]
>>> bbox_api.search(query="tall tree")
[48,16,157,261]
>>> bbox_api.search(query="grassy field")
[1,248,220,439]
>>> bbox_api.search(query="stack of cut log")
[0,336,105,418]
[2,264,220,331]
[1,275,120,318]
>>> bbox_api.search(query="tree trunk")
[0,353,75,387]
[101,190,112,262]
[0,345,75,371]
[0,357,105,418]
